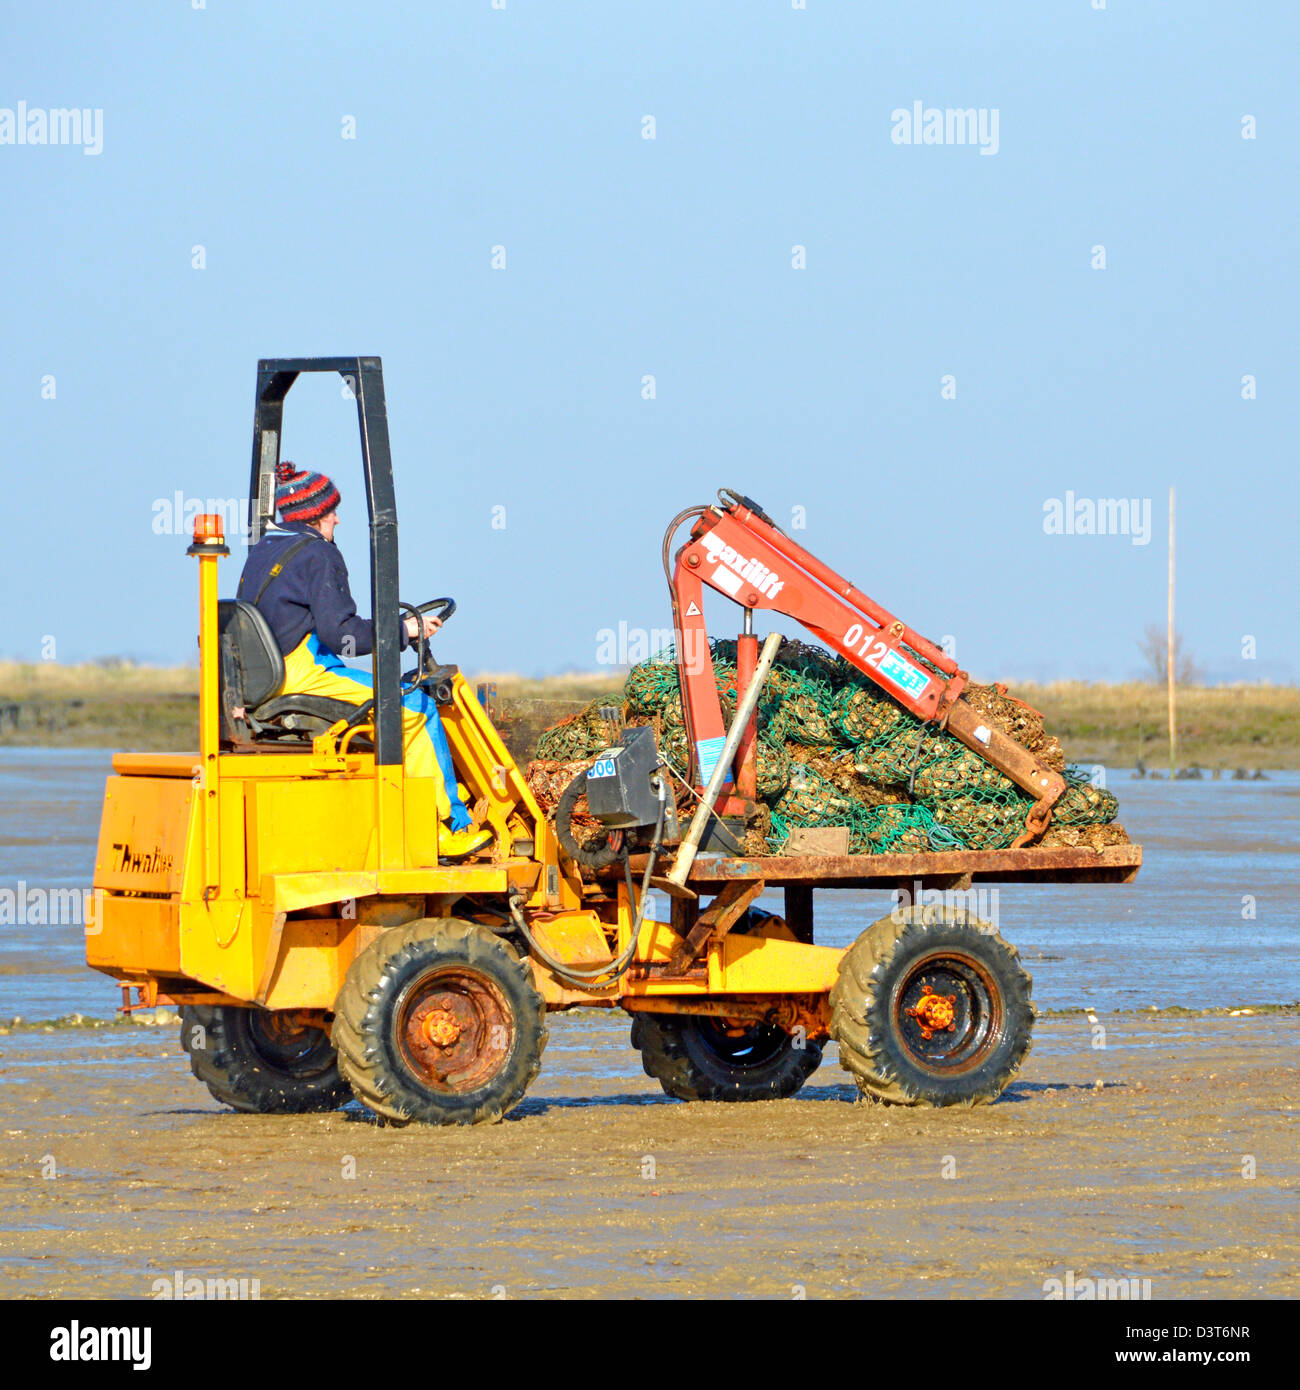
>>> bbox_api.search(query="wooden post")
[1167,485,1177,775]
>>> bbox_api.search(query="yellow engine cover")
[89,774,197,978]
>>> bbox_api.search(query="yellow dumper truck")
[89,357,1142,1124]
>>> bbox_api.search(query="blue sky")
[2,1,1295,683]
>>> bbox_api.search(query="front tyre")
[179,1005,351,1114]
[333,918,547,1126]
[829,907,1033,1107]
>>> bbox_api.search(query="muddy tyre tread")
[179,1005,351,1115]
[333,917,547,1126]
[829,907,1033,1108]
[629,904,822,1103]
[631,1013,823,1102]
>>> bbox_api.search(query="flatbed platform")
[622,842,1142,890]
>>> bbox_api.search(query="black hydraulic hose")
[555,769,623,870]
[513,775,669,988]
[660,505,708,591]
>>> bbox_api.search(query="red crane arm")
[667,492,1065,845]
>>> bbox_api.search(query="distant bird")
[1133,758,1147,779]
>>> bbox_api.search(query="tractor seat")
[217,600,366,746]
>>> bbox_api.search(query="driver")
[238,461,491,860]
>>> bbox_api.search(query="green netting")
[1054,769,1121,825]
[625,651,737,717]
[769,799,966,856]
[642,711,766,825]
[831,683,907,744]
[755,740,791,800]
[534,698,622,761]
[533,638,1121,855]
[857,803,967,854]
[759,682,839,746]
[625,647,739,717]
[624,658,681,716]
[770,756,975,855]
[926,791,1032,849]
[844,703,1035,848]
[774,761,858,824]
[856,715,1019,798]
[654,717,691,775]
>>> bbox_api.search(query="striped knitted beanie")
[275,460,341,523]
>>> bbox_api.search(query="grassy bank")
[0,662,200,751]
[1012,680,1300,772]
[0,662,1295,770]
[0,662,619,763]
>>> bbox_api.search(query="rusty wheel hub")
[259,1011,311,1044]
[421,1006,463,1048]
[894,951,1001,1073]
[906,984,958,1040]
[395,970,513,1094]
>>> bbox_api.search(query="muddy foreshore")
[1,1011,1296,1300]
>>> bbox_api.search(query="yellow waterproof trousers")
[282,635,471,829]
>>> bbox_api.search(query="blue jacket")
[237,521,408,659]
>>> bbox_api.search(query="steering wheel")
[339,597,459,733]
[415,597,456,625]
[400,597,457,691]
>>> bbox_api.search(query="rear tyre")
[179,1005,350,1114]
[333,917,547,1126]
[631,1012,822,1102]
[829,906,1033,1107]
[631,904,823,1102]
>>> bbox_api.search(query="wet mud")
[1,1011,1296,1299]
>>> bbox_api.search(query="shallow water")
[0,750,1295,1019]
[805,770,1300,1014]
